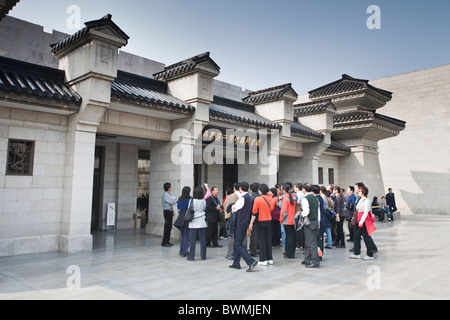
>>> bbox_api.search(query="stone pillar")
[52,14,129,253]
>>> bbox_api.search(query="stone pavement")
[1,214,450,300]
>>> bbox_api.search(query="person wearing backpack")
[175,186,192,257]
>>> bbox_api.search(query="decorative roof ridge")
[242,83,298,104]
[153,52,220,80]
[51,14,130,55]
[245,83,293,97]
[308,74,392,100]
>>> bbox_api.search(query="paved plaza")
[1,214,449,300]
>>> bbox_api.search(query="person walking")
[229,182,258,272]
[249,183,275,265]
[301,183,321,268]
[350,186,376,260]
[205,186,222,248]
[279,184,297,259]
[161,182,177,247]
[187,187,207,261]
[175,186,192,257]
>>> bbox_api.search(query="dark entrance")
[91,146,105,232]
[223,159,238,198]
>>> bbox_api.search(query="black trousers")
[354,225,375,257]
[271,219,281,246]
[206,221,219,246]
[284,224,296,258]
[257,221,272,262]
[335,218,346,247]
[162,210,173,245]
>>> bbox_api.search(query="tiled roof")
[327,140,351,153]
[0,56,82,106]
[153,52,220,80]
[51,14,129,55]
[293,100,336,116]
[290,122,324,140]
[334,109,406,128]
[111,71,195,114]
[210,96,281,130]
[0,0,20,21]
[309,74,392,100]
[243,83,298,105]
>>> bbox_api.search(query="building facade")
[0,14,407,257]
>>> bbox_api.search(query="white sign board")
[107,203,116,228]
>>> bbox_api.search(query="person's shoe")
[350,254,361,259]
[161,244,171,248]
[259,261,268,266]
[246,261,258,272]
[225,255,234,260]
[363,256,374,261]
[305,263,320,268]
[267,260,274,265]
[213,245,223,248]
[229,264,241,270]
[207,245,214,248]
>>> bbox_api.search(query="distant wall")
[371,65,450,214]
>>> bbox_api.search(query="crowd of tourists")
[161,181,398,272]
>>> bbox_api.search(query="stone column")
[52,15,129,253]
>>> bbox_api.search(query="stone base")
[0,235,59,257]
[58,234,93,254]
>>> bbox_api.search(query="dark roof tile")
[111,71,195,114]
[243,83,298,104]
[0,56,82,106]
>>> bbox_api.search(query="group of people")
[161,180,398,272]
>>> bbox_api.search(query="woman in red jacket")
[280,184,297,259]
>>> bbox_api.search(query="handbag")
[184,199,195,223]
[350,212,357,229]
[295,214,310,231]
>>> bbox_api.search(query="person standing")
[279,184,297,259]
[161,182,177,247]
[188,187,207,261]
[386,188,397,220]
[249,183,261,257]
[175,186,192,257]
[223,183,242,260]
[205,186,223,248]
[249,183,275,265]
[301,183,320,268]
[350,186,376,260]
[345,186,356,243]
[229,182,258,272]
[333,186,345,248]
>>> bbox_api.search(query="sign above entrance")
[199,126,266,151]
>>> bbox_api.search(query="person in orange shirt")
[280,184,297,259]
[249,183,275,266]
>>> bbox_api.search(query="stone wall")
[371,65,450,214]
[0,106,68,256]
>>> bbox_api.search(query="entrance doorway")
[223,159,238,198]
[91,146,105,232]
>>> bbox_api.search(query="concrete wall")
[371,64,450,214]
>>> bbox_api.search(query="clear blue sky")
[8,0,450,94]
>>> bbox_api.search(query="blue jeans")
[179,226,190,255]
[188,228,206,260]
